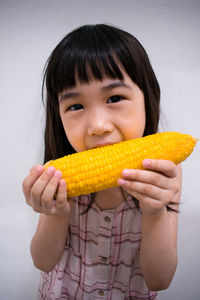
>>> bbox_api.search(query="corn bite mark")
[44,132,197,197]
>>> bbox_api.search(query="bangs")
[46,25,126,95]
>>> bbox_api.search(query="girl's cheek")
[63,125,85,153]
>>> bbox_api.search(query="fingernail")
[59,179,66,186]
[118,178,127,185]
[54,170,62,179]
[122,169,131,177]
[143,159,151,167]
[36,165,44,173]
[47,166,55,175]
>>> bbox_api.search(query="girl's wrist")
[41,213,69,227]
[141,207,167,220]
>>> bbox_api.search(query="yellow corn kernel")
[44,132,197,197]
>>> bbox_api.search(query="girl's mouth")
[91,141,118,149]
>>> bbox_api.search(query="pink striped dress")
[38,194,158,300]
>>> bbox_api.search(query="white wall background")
[0,1,199,299]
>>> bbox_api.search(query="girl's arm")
[23,165,73,273]
[30,213,70,273]
[118,160,182,291]
[139,204,178,291]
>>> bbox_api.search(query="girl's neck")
[94,187,128,210]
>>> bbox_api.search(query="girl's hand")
[22,165,73,216]
[118,159,181,215]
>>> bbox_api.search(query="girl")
[23,24,181,300]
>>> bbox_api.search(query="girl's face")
[59,70,146,152]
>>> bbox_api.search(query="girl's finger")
[118,179,168,201]
[56,180,67,204]
[121,187,168,214]
[142,159,177,178]
[22,165,44,199]
[55,180,71,214]
[41,170,62,210]
[31,166,56,209]
[121,168,170,190]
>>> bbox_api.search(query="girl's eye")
[68,104,83,111]
[107,95,124,104]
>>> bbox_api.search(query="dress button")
[98,290,104,296]
[104,216,111,222]
[101,256,107,262]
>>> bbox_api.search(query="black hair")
[42,24,178,213]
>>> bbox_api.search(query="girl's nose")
[87,110,113,136]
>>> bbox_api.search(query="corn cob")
[44,132,197,197]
